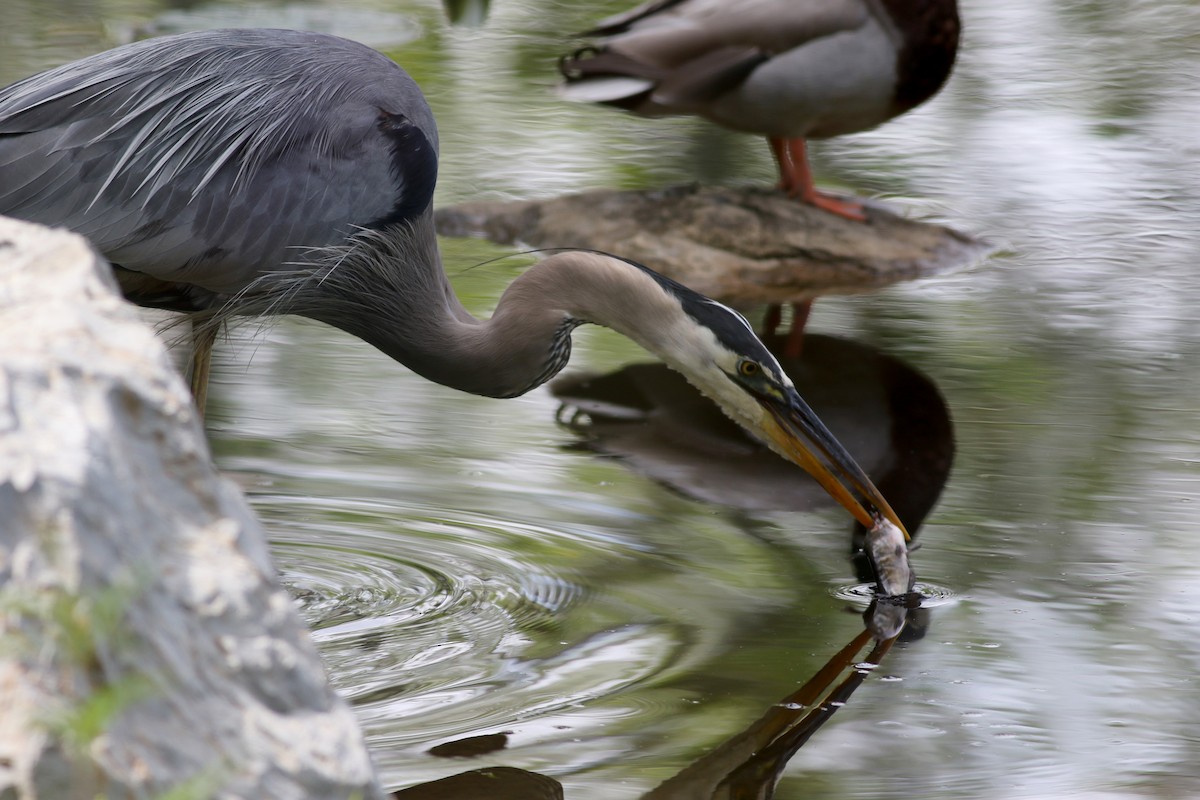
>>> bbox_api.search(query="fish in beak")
[758,390,909,539]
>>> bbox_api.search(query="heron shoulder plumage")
[0,28,437,296]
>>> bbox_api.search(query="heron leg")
[768,137,866,221]
[188,318,218,418]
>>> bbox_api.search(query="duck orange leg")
[763,299,814,359]
[783,299,813,358]
[769,137,865,221]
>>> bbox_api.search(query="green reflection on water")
[7,0,1200,797]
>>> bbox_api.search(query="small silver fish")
[865,515,915,598]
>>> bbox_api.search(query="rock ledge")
[0,216,383,800]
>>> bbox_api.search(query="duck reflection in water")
[550,333,954,571]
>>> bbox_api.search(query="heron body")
[0,28,906,532]
[559,0,961,218]
[0,29,437,298]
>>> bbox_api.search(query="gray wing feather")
[0,28,438,293]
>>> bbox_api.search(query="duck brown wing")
[652,46,768,109]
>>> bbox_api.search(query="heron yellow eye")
[738,360,760,378]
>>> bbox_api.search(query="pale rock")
[0,216,383,800]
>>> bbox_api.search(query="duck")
[559,0,961,221]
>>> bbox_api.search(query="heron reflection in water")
[0,28,905,531]
[393,599,911,800]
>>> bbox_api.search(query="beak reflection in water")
[758,390,909,539]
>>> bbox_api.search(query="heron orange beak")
[758,391,909,539]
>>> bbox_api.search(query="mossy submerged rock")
[435,183,991,306]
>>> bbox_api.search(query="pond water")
[5,0,1200,797]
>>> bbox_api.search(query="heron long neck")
[294,218,687,398]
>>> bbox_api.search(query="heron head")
[620,267,908,537]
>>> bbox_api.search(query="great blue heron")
[0,28,905,533]
[559,0,961,221]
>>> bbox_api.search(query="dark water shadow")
[391,764,562,800]
[550,333,954,538]
[390,334,951,799]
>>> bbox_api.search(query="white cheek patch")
[666,317,729,376]
[765,356,794,389]
[650,317,761,426]
[620,282,779,439]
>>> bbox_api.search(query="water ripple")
[830,581,960,608]
[258,494,661,736]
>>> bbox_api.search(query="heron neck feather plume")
[262,213,698,399]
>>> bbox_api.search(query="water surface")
[5,0,1200,796]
